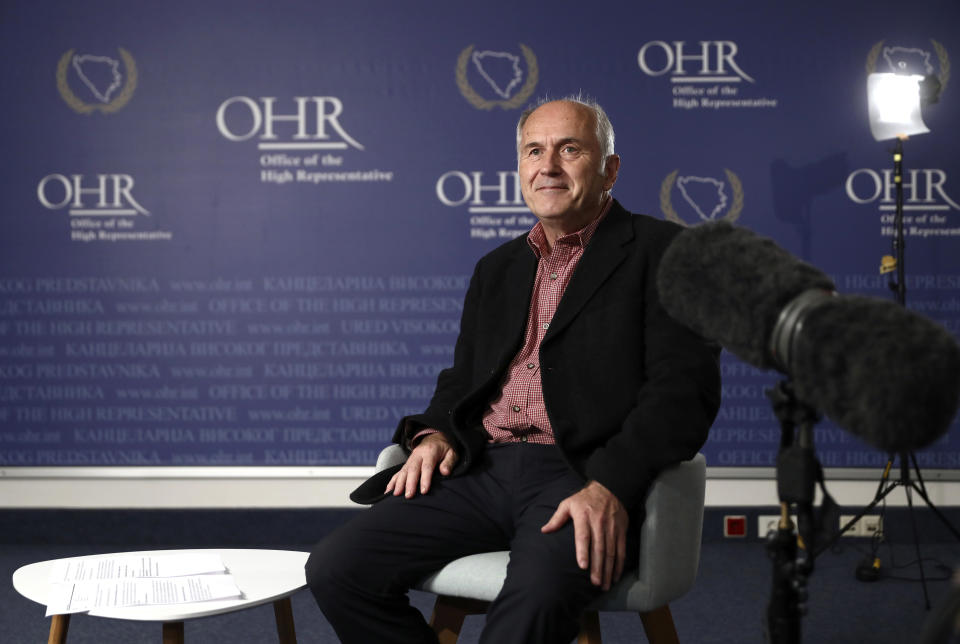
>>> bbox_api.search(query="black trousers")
[305,443,638,644]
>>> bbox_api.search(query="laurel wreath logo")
[866,39,950,93]
[931,39,951,92]
[660,169,743,226]
[866,41,884,76]
[456,44,538,110]
[660,170,681,225]
[57,47,137,115]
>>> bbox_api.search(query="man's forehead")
[521,102,597,143]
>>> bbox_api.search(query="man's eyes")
[526,146,579,157]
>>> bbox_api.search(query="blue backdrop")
[1,0,958,470]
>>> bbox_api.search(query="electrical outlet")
[839,514,883,537]
[723,515,747,538]
[757,514,797,538]
[758,515,779,537]
[861,515,883,538]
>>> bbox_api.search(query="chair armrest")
[631,453,706,608]
[375,444,408,472]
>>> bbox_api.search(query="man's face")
[518,101,619,231]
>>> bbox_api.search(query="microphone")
[656,221,960,453]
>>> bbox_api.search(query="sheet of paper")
[49,553,227,583]
[45,574,243,616]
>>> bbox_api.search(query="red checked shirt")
[481,198,612,444]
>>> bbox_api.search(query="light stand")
[815,74,960,607]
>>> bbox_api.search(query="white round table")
[13,548,310,643]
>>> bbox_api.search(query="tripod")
[814,137,960,606]
[766,380,837,644]
[817,451,960,607]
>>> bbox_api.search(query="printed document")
[45,553,240,616]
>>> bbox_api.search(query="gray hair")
[515,93,616,173]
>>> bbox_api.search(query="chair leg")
[47,614,70,644]
[577,610,602,644]
[161,621,185,644]
[429,596,489,644]
[639,605,679,644]
[273,596,297,643]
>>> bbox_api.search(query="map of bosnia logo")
[660,169,743,226]
[57,48,137,114]
[456,44,538,110]
[865,39,950,93]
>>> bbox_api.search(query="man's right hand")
[384,432,458,498]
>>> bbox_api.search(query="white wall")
[2,468,957,509]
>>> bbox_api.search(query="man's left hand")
[540,480,628,591]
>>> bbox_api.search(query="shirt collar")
[527,197,613,259]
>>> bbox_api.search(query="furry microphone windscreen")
[656,221,960,452]
[793,295,960,452]
[656,221,834,369]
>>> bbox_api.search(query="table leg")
[47,614,70,644]
[162,621,184,644]
[273,597,297,643]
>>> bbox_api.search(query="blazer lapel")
[545,201,635,340]
[450,241,535,437]
[495,243,537,363]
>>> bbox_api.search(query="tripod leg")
[912,487,960,542]
[814,483,898,557]
[905,484,932,610]
[875,459,894,497]
[908,455,960,542]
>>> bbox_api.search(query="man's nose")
[539,150,562,173]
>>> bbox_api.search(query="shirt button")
[526,363,535,369]
[542,323,549,330]
[512,405,521,412]
[549,273,558,280]
[520,435,528,443]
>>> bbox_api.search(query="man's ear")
[603,155,621,191]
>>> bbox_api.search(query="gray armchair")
[374,445,707,644]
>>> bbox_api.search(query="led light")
[867,73,929,141]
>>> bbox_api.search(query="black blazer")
[355,200,721,510]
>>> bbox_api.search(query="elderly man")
[306,95,721,643]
